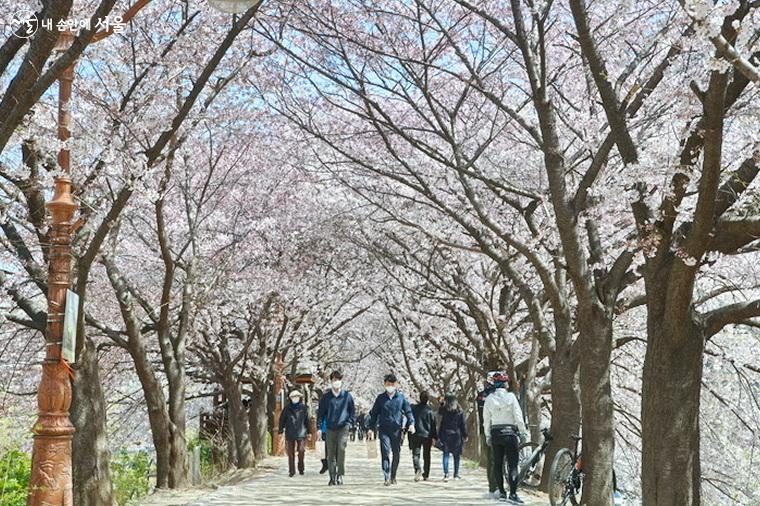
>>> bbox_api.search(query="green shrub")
[0,448,30,506]
[111,450,151,506]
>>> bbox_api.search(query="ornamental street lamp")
[27,29,78,506]
[207,0,261,14]
[28,3,258,501]
[28,4,153,504]
[272,354,286,456]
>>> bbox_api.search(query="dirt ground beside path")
[141,439,550,505]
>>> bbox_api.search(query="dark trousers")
[286,439,305,475]
[379,429,402,481]
[492,434,519,495]
[481,432,497,492]
[410,436,432,478]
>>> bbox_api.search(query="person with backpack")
[366,373,415,486]
[483,372,527,503]
[317,371,356,486]
[437,393,467,482]
[278,389,311,477]
[409,391,437,482]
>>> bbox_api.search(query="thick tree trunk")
[71,338,115,506]
[641,298,704,505]
[540,354,581,491]
[224,376,255,468]
[167,368,189,487]
[463,398,481,460]
[577,305,615,505]
[128,340,172,489]
[249,382,269,461]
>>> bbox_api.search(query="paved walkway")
[186,440,549,505]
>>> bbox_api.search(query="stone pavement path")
[187,439,549,505]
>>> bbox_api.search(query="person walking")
[357,411,366,441]
[317,371,356,486]
[409,391,436,482]
[349,419,357,442]
[438,393,467,482]
[483,372,527,503]
[319,417,328,474]
[477,371,499,493]
[278,389,311,477]
[366,374,415,486]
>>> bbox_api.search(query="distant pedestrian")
[438,393,467,482]
[278,389,311,477]
[366,373,415,486]
[357,412,366,440]
[477,371,499,493]
[317,371,356,486]
[319,418,328,474]
[483,372,527,503]
[409,391,437,482]
[349,419,357,442]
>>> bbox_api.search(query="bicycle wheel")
[517,442,540,487]
[549,448,575,506]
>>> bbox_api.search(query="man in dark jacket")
[477,372,498,493]
[317,371,355,486]
[366,373,415,486]
[409,391,436,481]
[278,389,311,477]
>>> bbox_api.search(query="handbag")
[366,438,378,459]
[318,440,326,460]
[434,438,445,451]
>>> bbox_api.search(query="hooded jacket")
[482,388,526,445]
[279,401,310,440]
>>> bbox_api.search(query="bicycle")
[548,436,621,506]
[548,435,583,506]
[516,427,553,488]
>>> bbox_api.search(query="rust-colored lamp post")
[28,5,153,504]
[27,29,78,506]
[272,354,286,456]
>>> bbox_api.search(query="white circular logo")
[9,11,39,39]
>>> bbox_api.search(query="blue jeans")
[442,451,460,476]
[379,430,402,480]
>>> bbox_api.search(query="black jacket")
[438,409,467,453]
[279,402,310,441]
[476,385,496,430]
[411,403,437,439]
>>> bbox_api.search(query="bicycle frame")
[564,438,584,501]
[517,428,553,485]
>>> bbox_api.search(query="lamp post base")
[28,360,75,506]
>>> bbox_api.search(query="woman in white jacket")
[483,372,527,503]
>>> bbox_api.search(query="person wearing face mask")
[316,371,356,486]
[278,389,311,477]
[366,374,415,486]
